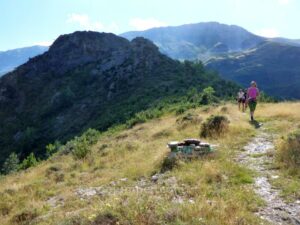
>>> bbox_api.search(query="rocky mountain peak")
[49,31,129,55]
[19,32,131,76]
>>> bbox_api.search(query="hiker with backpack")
[247,81,259,121]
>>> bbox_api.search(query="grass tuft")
[200,115,229,138]
[277,129,300,174]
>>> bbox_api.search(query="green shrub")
[200,115,229,138]
[19,153,38,170]
[46,141,61,158]
[186,87,201,103]
[83,128,100,145]
[199,86,219,105]
[58,129,100,157]
[277,130,300,172]
[59,141,75,155]
[72,136,91,160]
[2,152,19,175]
[175,105,187,115]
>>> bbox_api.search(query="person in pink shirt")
[247,81,259,121]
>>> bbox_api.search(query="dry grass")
[254,102,300,200]
[0,103,280,225]
[256,102,300,122]
[277,130,300,170]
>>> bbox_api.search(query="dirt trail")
[237,128,300,225]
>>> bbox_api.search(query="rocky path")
[238,128,300,225]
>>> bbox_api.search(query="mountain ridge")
[121,22,265,61]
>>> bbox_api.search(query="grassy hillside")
[0,32,239,169]
[2,102,300,225]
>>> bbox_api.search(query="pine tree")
[2,152,20,175]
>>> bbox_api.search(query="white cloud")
[66,14,119,33]
[255,28,280,38]
[67,13,104,31]
[129,18,167,31]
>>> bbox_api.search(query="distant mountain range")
[121,22,300,99]
[0,31,237,167]
[121,22,265,61]
[0,46,48,76]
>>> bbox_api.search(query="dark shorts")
[248,99,257,112]
[238,98,245,103]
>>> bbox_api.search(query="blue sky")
[0,0,299,51]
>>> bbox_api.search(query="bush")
[71,136,91,160]
[2,152,19,175]
[46,141,61,158]
[58,129,100,158]
[175,105,187,115]
[19,153,38,170]
[200,115,229,138]
[83,128,100,145]
[199,86,219,105]
[277,130,300,171]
